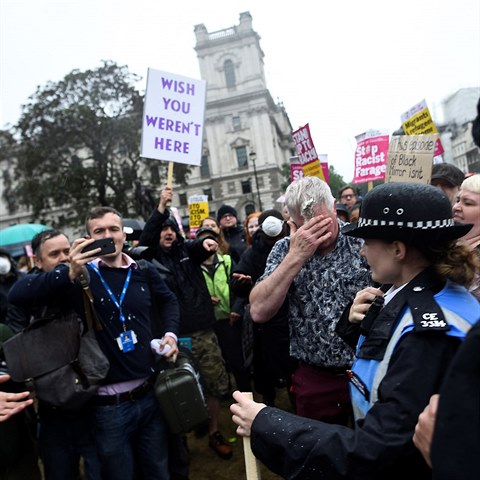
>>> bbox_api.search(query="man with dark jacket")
[6,229,102,480]
[139,187,234,460]
[216,205,247,263]
[9,210,180,480]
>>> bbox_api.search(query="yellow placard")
[189,201,209,228]
[402,109,438,136]
[302,160,324,179]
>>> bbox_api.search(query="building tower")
[176,11,294,221]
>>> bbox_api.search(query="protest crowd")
[0,97,479,480]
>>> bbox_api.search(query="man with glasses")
[338,185,358,209]
[6,229,103,480]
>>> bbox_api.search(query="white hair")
[285,176,335,219]
[461,174,480,194]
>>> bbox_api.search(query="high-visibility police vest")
[350,279,480,421]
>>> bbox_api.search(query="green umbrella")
[0,223,51,257]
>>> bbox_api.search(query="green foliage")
[9,60,191,228]
[327,165,347,199]
[280,162,291,191]
[0,130,17,214]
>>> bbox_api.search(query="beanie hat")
[217,205,237,221]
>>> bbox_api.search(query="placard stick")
[241,392,262,480]
[167,161,174,188]
[166,161,174,207]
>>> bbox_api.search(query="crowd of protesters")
[1,102,479,479]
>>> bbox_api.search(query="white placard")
[141,68,207,166]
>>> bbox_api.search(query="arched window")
[224,60,236,87]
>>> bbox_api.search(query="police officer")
[230,182,480,480]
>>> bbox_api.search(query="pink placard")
[353,135,389,184]
[290,157,304,182]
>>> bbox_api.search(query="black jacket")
[250,268,480,479]
[230,232,293,387]
[139,209,217,335]
[222,224,247,263]
[230,232,289,328]
[431,319,480,480]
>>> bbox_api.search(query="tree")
[0,130,18,215]
[11,61,191,228]
[327,165,347,199]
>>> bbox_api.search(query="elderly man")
[249,176,370,424]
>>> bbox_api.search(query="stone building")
[173,11,295,222]
[0,11,294,234]
[438,87,480,174]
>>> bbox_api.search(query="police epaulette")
[407,284,450,332]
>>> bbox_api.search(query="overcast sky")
[1,0,479,181]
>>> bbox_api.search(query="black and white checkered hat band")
[357,218,455,229]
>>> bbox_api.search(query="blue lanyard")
[89,263,132,330]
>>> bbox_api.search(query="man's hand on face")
[288,215,334,261]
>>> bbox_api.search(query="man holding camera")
[9,207,180,479]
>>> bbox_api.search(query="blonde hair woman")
[453,173,480,299]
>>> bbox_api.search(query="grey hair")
[285,176,335,220]
[461,174,480,194]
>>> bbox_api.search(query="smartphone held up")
[81,237,116,256]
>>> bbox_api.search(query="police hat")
[341,182,472,243]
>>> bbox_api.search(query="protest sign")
[170,207,185,236]
[141,69,207,166]
[385,134,437,184]
[401,99,444,157]
[291,124,325,181]
[289,156,304,182]
[319,154,329,184]
[353,130,389,184]
[188,195,209,235]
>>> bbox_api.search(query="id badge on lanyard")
[90,263,137,353]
